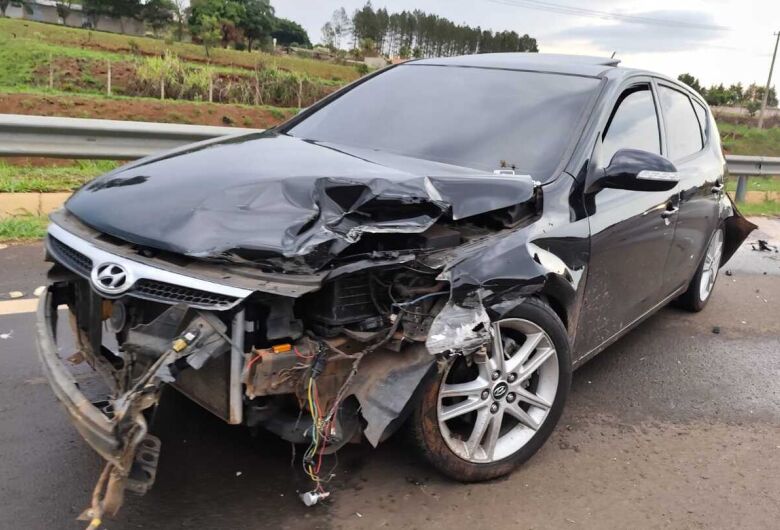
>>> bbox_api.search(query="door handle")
[661,206,679,219]
[711,183,724,194]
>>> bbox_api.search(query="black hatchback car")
[37,53,754,520]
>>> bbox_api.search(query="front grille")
[47,225,245,311]
[133,279,238,309]
[49,235,93,277]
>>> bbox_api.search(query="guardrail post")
[735,175,748,203]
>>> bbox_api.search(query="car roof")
[410,53,621,77]
[407,53,699,98]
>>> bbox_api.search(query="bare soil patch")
[0,93,293,128]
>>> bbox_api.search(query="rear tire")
[677,226,724,312]
[411,297,571,482]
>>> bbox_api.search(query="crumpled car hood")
[66,133,536,260]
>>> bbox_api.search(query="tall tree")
[189,0,246,49]
[343,2,537,58]
[322,7,351,49]
[168,0,187,40]
[143,0,175,36]
[677,73,703,93]
[272,17,310,47]
[240,0,274,51]
[55,1,75,24]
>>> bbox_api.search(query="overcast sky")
[273,0,779,87]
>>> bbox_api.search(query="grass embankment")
[0,17,360,82]
[720,123,780,156]
[0,160,118,192]
[736,200,779,216]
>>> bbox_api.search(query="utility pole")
[757,31,780,129]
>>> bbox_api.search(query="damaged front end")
[37,167,549,523]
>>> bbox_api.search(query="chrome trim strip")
[228,310,245,425]
[48,222,253,302]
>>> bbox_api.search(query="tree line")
[321,2,538,58]
[0,1,313,53]
[187,0,309,54]
[678,73,777,114]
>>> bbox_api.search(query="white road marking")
[8,291,24,299]
[0,298,38,316]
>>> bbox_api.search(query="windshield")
[286,64,600,181]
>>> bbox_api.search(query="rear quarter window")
[692,99,708,144]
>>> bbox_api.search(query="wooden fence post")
[160,77,165,100]
[208,72,213,103]
[48,54,54,90]
[106,60,112,96]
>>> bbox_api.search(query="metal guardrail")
[726,155,780,203]
[0,114,778,202]
[0,114,261,160]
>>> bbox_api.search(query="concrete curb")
[0,192,71,219]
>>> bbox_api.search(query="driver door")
[575,80,679,357]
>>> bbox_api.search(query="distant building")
[5,0,146,36]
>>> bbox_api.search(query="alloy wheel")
[699,229,724,302]
[436,318,559,463]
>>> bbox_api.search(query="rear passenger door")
[654,81,722,294]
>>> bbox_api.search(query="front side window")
[601,86,661,164]
[286,65,601,181]
[658,86,703,161]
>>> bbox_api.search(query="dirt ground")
[0,93,295,128]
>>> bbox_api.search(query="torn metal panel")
[348,344,435,446]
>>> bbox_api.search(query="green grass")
[0,17,359,83]
[736,199,780,216]
[0,215,48,241]
[719,123,780,156]
[725,176,780,192]
[0,160,118,192]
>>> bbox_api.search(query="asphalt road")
[0,220,778,530]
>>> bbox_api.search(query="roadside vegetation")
[719,123,780,156]
[736,199,780,216]
[0,161,118,192]
[0,215,48,242]
[0,9,778,236]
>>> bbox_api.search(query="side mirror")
[589,148,679,193]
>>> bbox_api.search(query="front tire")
[411,298,571,482]
[677,227,724,312]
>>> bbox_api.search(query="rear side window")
[602,86,661,164]
[658,86,703,161]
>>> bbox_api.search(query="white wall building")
[5,1,146,36]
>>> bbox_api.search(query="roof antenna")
[610,51,617,58]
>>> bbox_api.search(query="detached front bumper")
[35,288,123,466]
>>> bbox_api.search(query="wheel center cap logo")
[92,262,129,294]
[492,382,509,400]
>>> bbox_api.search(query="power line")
[485,0,728,31]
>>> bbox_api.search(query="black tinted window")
[287,65,600,180]
[602,87,660,163]
[659,86,703,160]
